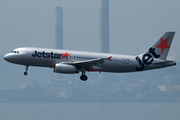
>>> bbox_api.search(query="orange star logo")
[156,37,170,55]
[61,52,71,60]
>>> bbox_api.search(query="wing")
[61,56,112,70]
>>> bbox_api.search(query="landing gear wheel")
[80,75,88,81]
[80,67,88,81]
[24,65,29,76]
[24,72,28,76]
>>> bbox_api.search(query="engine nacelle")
[54,63,79,74]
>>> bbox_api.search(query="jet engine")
[54,63,79,74]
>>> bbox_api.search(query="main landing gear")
[24,65,29,76]
[80,67,88,81]
[80,73,88,81]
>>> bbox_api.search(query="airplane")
[4,32,176,81]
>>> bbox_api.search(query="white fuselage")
[4,47,176,73]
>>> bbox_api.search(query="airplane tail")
[143,32,175,60]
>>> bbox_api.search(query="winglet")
[107,56,112,61]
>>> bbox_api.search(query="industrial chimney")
[55,7,63,49]
[55,7,64,80]
[100,0,109,53]
[99,0,110,80]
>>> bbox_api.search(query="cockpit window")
[11,51,19,54]
[11,51,16,53]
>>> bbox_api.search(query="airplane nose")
[4,54,12,62]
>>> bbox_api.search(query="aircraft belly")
[22,58,53,67]
[100,63,136,73]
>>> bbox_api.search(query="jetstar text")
[32,51,62,59]
[135,47,160,71]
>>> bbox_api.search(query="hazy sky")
[1,0,180,62]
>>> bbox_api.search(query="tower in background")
[55,7,63,49]
[99,0,110,80]
[55,7,64,80]
[100,0,109,53]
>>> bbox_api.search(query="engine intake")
[54,63,79,74]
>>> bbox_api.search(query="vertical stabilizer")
[144,32,175,60]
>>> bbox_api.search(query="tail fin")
[143,32,175,60]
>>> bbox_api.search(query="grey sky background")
[0,0,180,62]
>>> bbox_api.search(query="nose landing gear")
[24,65,29,76]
